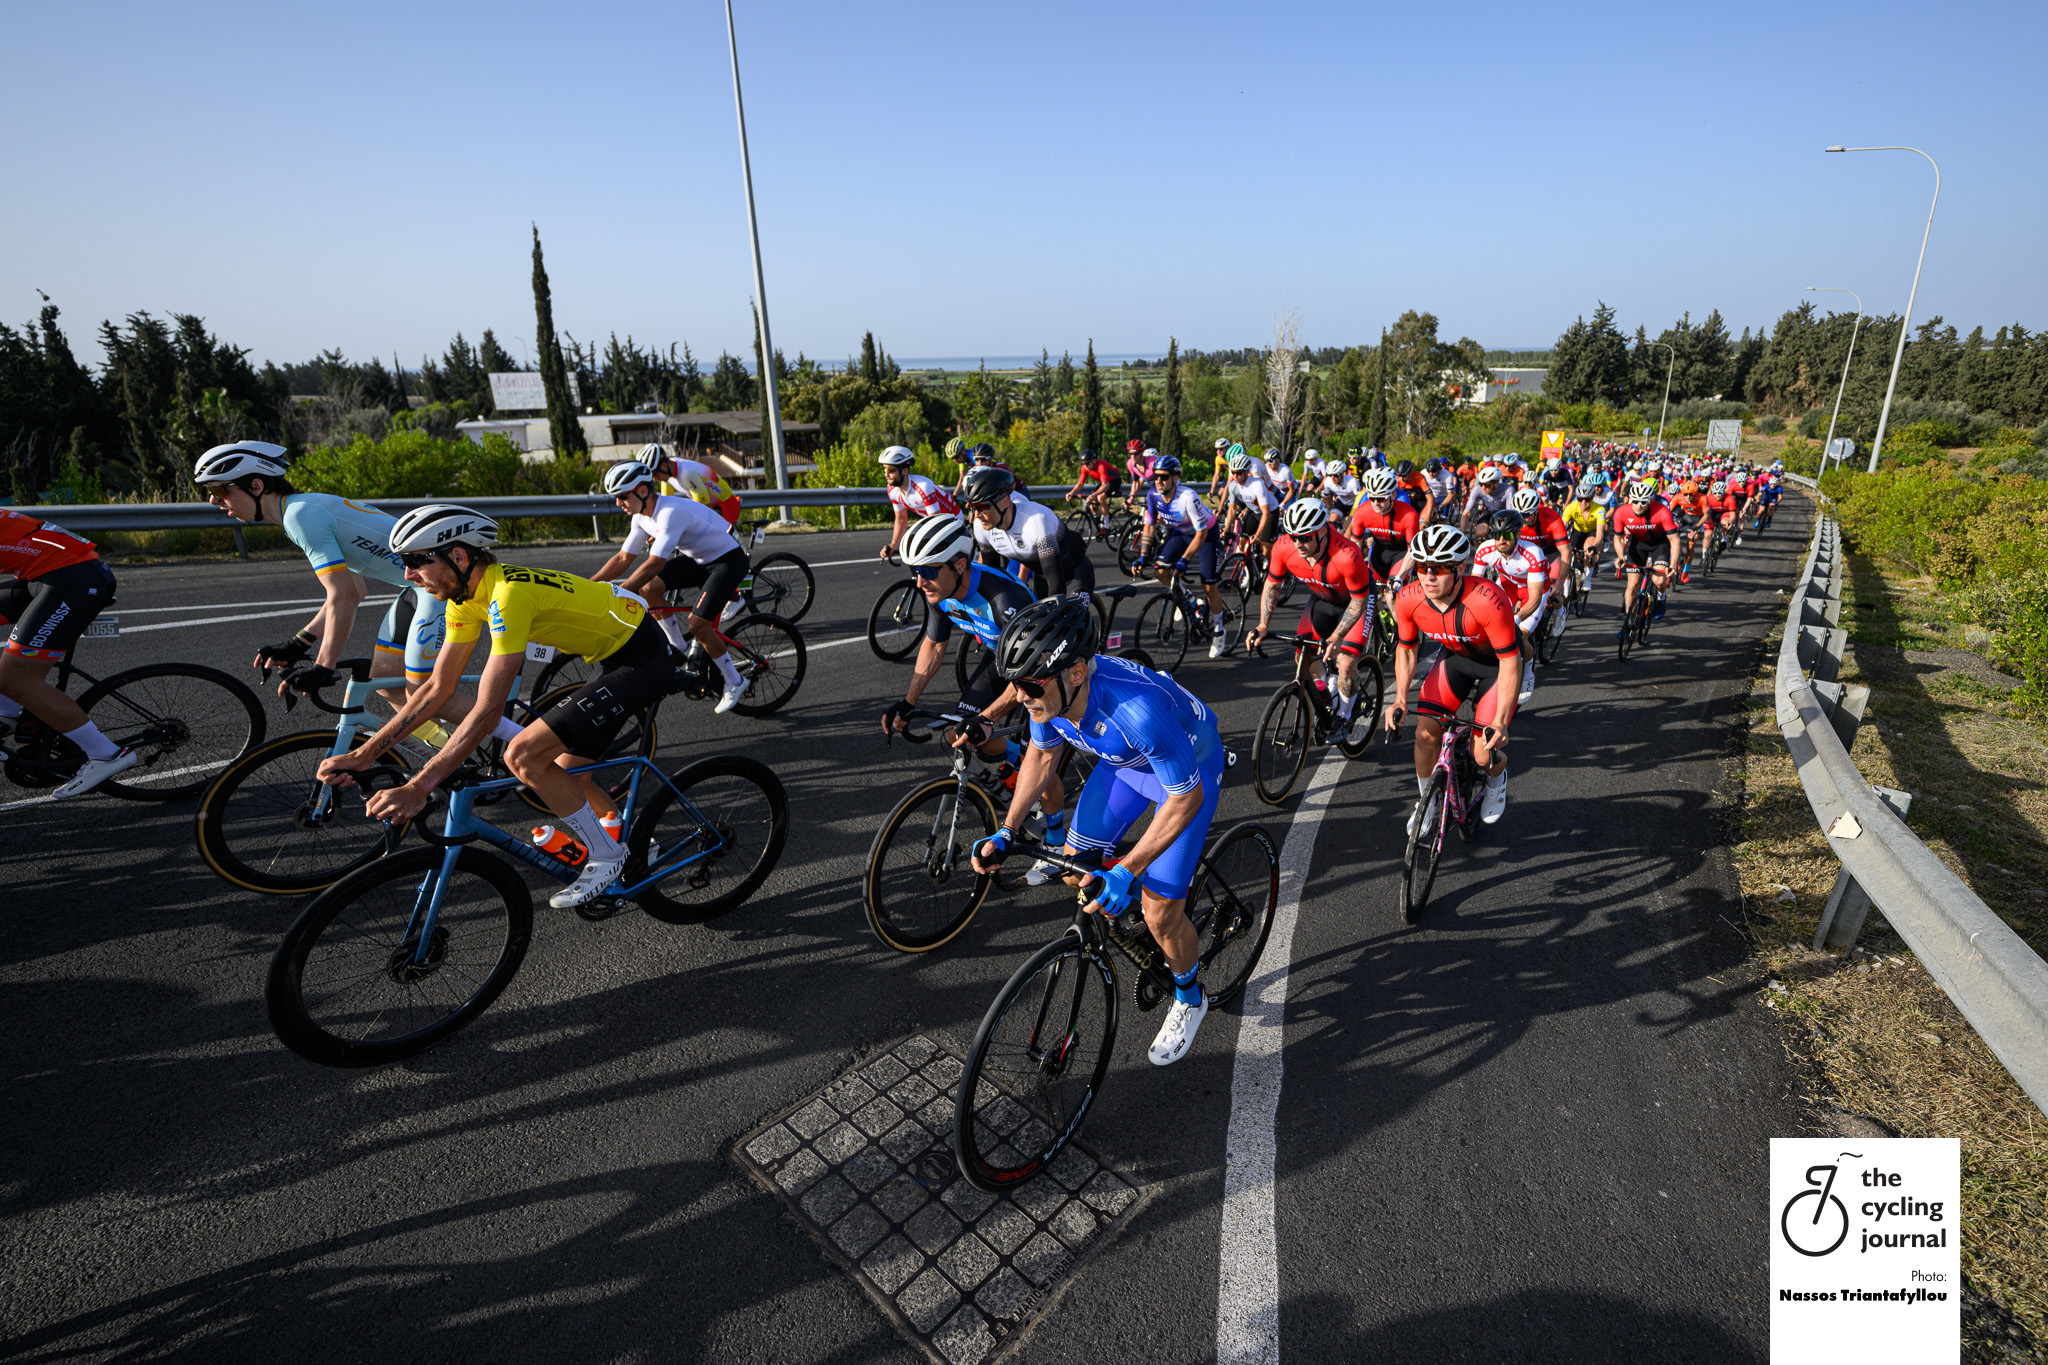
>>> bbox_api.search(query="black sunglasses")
[398,551,439,570]
[1014,676,1057,699]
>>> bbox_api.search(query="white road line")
[120,607,353,633]
[0,760,229,812]
[1216,749,1349,1365]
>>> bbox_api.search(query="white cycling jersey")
[1225,477,1279,515]
[622,492,743,564]
[1264,461,1296,498]
[888,473,957,517]
[1143,484,1216,533]
[973,492,1061,564]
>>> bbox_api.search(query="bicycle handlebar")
[276,656,378,715]
[893,706,1025,747]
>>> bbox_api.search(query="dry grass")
[1732,532,2048,1353]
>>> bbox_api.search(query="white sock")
[714,652,744,687]
[1417,774,1430,799]
[1486,766,1507,789]
[0,695,20,719]
[1334,685,1356,718]
[491,717,525,744]
[64,721,120,762]
[561,802,623,862]
[657,616,691,651]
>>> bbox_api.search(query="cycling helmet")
[1228,452,1256,475]
[1476,465,1503,486]
[1490,509,1525,541]
[1576,477,1600,499]
[1626,480,1656,505]
[995,593,1100,681]
[971,442,1000,465]
[1410,523,1471,565]
[1263,447,1282,463]
[1153,454,1183,477]
[1302,448,1320,465]
[1361,469,1398,498]
[193,441,289,485]
[900,512,974,567]
[1226,442,1247,460]
[1395,459,1415,477]
[1710,480,1727,496]
[1126,439,1145,454]
[1280,498,1329,537]
[877,445,916,467]
[1510,487,1541,515]
[944,435,969,462]
[1214,437,1231,451]
[960,465,1017,506]
[1141,447,1159,463]
[388,503,499,555]
[1079,447,1097,461]
[602,460,658,496]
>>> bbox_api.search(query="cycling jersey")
[0,511,99,581]
[1143,485,1215,533]
[1264,462,1296,499]
[1076,459,1119,491]
[1612,503,1679,543]
[1704,493,1740,519]
[1561,500,1606,534]
[923,562,1035,647]
[280,494,406,587]
[622,492,744,565]
[1225,477,1279,516]
[1668,492,1708,524]
[973,493,1091,596]
[1522,504,1569,557]
[1348,498,1420,552]
[1392,575,1520,665]
[889,473,958,518]
[1268,529,1374,604]
[1320,472,1362,510]
[444,563,648,663]
[658,458,735,506]
[1424,470,1458,511]
[1125,452,1155,484]
[1395,470,1430,509]
[1463,484,1511,521]
[1475,540,1550,611]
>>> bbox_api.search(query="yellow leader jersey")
[445,564,647,664]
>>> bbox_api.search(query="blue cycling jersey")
[923,563,1035,646]
[281,493,408,587]
[1029,654,1221,797]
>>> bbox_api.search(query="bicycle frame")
[291,667,525,826]
[1419,716,1482,854]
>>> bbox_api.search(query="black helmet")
[1079,447,1097,461]
[960,465,1017,506]
[995,594,1100,681]
[1396,459,1415,476]
[972,441,998,463]
[1490,509,1524,540]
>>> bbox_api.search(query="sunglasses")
[911,563,950,582]
[398,551,439,570]
[1415,563,1457,577]
[1014,676,1057,699]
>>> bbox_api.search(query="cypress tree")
[1368,329,1389,450]
[1123,376,1146,449]
[1080,341,1102,456]
[1057,350,1075,396]
[1161,338,1184,463]
[531,225,587,457]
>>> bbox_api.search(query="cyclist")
[1219,450,1281,561]
[1246,498,1375,728]
[881,513,1069,885]
[1755,471,1782,532]
[317,505,676,910]
[1473,511,1548,704]
[1348,468,1420,588]
[1667,478,1708,584]
[0,508,132,797]
[1382,523,1521,828]
[1206,436,1234,498]
[1262,448,1297,504]
[971,594,1226,1067]
[1124,439,1155,489]
[1422,457,1459,523]
[1539,457,1574,506]
[878,444,960,560]
[1132,455,1232,659]
[1612,480,1680,630]
[1702,479,1741,553]
[1318,454,1363,522]
[945,435,976,496]
[1063,447,1122,525]
[1508,485,1569,604]
[591,459,752,714]
[959,465,1095,597]
[1392,459,1436,523]
[1459,464,1511,537]
[1561,478,1609,594]
[641,442,745,529]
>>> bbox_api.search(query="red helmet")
[1126,439,1145,454]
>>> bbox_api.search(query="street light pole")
[1805,286,1864,476]
[1824,145,1940,473]
[1651,341,1675,450]
[725,0,791,512]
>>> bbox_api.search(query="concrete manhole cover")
[734,1034,1146,1365]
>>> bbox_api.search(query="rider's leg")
[1141,889,1198,978]
[505,719,621,836]
[0,652,89,735]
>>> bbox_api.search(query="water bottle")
[531,826,589,868]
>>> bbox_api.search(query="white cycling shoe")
[1148,993,1208,1066]
[713,675,750,715]
[1207,627,1230,660]
[1023,857,1062,887]
[53,747,139,799]
[551,856,625,909]
[1518,669,1537,704]
[1479,774,1508,824]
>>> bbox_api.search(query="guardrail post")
[1813,787,1915,951]
[840,504,848,531]
[1810,679,1872,749]
[232,527,249,561]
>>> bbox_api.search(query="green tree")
[1031,348,1054,421]
[859,331,881,385]
[1161,338,1184,462]
[1547,301,1630,406]
[1122,375,1146,449]
[1056,349,1075,397]
[1326,346,1364,430]
[531,225,586,457]
[1369,331,1388,449]
[1080,341,1102,456]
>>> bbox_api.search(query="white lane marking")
[1216,748,1349,1365]
[112,595,395,615]
[0,760,229,812]
[119,608,354,634]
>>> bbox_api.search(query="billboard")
[489,372,579,412]
[1706,419,1744,452]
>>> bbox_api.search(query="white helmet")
[1280,498,1329,537]
[1302,448,1320,463]
[1710,480,1727,496]
[602,460,657,495]
[1141,447,1159,462]
[1214,437,1231,451]
[1510,487,1541,515]
[1476,465,1503,486]
[878,445,916,467]
[1410,523,1471,565]
[1228,452,1256,475]
[193,441,289,486]
[388,504,499,555]
[635,441,672,470]
[1361,469,1398,498]
[900,513,974,568]
[1626,481,1656,504]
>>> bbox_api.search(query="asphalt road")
[0,505,1811,1363]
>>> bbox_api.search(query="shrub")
[1757,414,1786,435]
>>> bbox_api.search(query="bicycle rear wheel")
[79,662,265,799]
[863,777,999,952]
[744,552,815,623]
[1536,604,1565,665]
[723,613,806,715]
[195,731,404,894]
[1133,591,1191,673]
[954,934,1117,1192]
[868,579,926,662]
[1337,658,1386,759]
[266,845,532,1067]
[1252,682,1311,805]
[627,754,789,923]
[953,634,990,697]
[1188,822,1279,1005]
[1400,770,1448,924]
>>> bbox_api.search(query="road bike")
[265,752,788,1067]
[1125,562,1244,673]
[1617,571,1661,661]
[951,824,1278,1190]
[1247,632,1384,805]
[1398,714,1489,924]
[1061,497,1140,555]
[1566,544,1595,618]
[723,520,814,624]
[534,613,805,717]
[867,570,927,662]
[0,612,264,800]
[1527,588,1568,667]
[1700,520,1732,576]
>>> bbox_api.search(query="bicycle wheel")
[863,777,1000,952]
[1617,597,1637,661]
[1337,658,1385,759]
[954,935,1117,1192]
[1062,510,1098,544]
[78,662,265,800]
[1537,604,1565,665]
[1134,591,1191,673]
[1104,511,1139,552]
[627,753,790,923]
[868,579,927,662]
[1187,821,1280,1005]
[722,612,806,716]
[196,731,405,895]
[266,845,533,1067]
[1400,769,1449,924]
[1115,538,1147,578]
[744,552,814,623]
[1634,592,1656,644]
[1251,683,1310,805]
[953,634,990,697]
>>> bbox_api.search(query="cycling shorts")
[657,546,749,621]
[1064,750,1223,902]
[1365,540,1406,581]
[1299,595,1368,659]
[1622,537,1666,570]
[1417,650,1510,725]
[1145,530,1218,584]
[376,586,448,682]
[537,617,675,757]
[3,559,116,661]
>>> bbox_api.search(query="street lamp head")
[1825,145,1846,153]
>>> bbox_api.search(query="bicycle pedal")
[574,895,627,922]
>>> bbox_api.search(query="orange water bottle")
[531,826,589,868]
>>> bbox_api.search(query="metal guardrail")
[1774,474,2048,1115]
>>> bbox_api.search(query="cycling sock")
[1042,808,1068,844]
[1172,963,1203,1007]
[1417,773,1431,799]
[64,720,120,762]
[491,717,525,744]
[656,616,691,652]
[714,652,744,687]
[562,802,624,862]
[0,695,19,719]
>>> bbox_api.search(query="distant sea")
[851,354,1161,373]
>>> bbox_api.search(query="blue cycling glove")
[980,827,1015,865]
[1091,862,1138,917]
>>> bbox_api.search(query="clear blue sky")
[4,0,2042,371]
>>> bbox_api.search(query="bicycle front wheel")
[1537,605,1565,665]
[745,552,815,623]
[1252,683,1310,805]
[723,613,805,715]
[863,777,999,952]
[868,580,927,662]
[1401,770,1449,925]
[627,754,790,923]
[1188,821,1280,1005]
[266,845,533,1067]
[1337,658,1386,759]
[1133,590,1191,673]
[954,935,1117,1192]
[79,662,265,799]
[195,731,404,894]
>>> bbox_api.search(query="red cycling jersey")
[1704,492,1740,517]
[1521,504,1569,557]
[0,511,99,581]
[1268,528,1375,604]
[1392,574,1521,665]
[1611,503,1679,543]
[1347,498,1420,550]
[1077,458,1118,489]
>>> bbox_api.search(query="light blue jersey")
[280,492,444,680]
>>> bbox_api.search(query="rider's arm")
[330,634,477,771]
[407,650,521,794]
[996,737,1059,836]
[622,552,668,599]
[904,636,947,706]
[307,569,368,670]
[590,547,637,584]
[882,504,909,557]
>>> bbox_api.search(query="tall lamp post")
[1650,341,1676,450]
[1825,145,1940,473]
[1805,286,1864,476]
[725,0,791,515]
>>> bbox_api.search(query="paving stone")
[931,1306,997,1365]
[825,1075,877,1114]
[937,1232,999,1292]
[861,1234,921,1294]
[744,1123,800,1166]
[829,1201,890,1259]
[1013,1230,1072,1287]
[940,1180,996,1223]
[1046,1144,1094,1191]
[814,1121,866,1164]
[977,1095,1026,1137]
[800,1173,858,1226]
[1049,1199,1099,1250]
[772,1147,827,1196]
[974,1202,1034,1256]
[923,1053,963,1089]
[1079,1169,1136,1216]
[1011,1178,1066,1221]
[842,1144,896,1194]
[888,1073,939,1113]
[859,1054,910,1091]
[894,1035,939,1069]
[872,1174,930,1223]
[918,1097,955,1133]
[897,1268,961,1333]
[975,1267,1034,1323]
[880,1119,937,1165]
[850,1095,905,1138]
[904,1201,964,1255]
[787,1098,840,1140]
